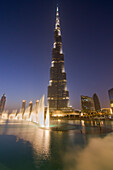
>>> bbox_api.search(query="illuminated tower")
[48,6,70,113]
[0,94,6,113]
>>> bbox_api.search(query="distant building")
[108,88,113,112]
[93,93,101,112]
[0,94,6,113]
[81,96,95,114]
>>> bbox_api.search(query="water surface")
[0,119,113,170]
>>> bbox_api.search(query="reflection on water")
[0,119,113,170]
[0,120,50,160]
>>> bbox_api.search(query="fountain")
[1,96,113,133]
[9,110,17,120]
[30,100,39,123]
[37,95,45,127]
[1,110,8,119]
[1,95,50,128]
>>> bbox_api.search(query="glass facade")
[81,96,95,114]
[93,93,101,112]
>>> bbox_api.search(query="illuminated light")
[51,63,54,67]
[81,113,83,116]
[58,119,61,122]
[58,30,61,36]
[29,101,32,104]
[64,86,67,91]
[110,108,112,114]
[52,61,64,64]
[63,79,67,82]
[62,66,65,72]
[52,114,64,117]
[56,11,59,16]
[111,103,113,107]
[60,47,63,54]
[49,80,53,86]
[53,42,56,48]
[23,100,26,102]
[50,98,54,100]
[81,120,85,126]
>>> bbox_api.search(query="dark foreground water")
[0,119,113,170]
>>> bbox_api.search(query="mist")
[63,133,113,170]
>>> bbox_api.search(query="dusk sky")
[0,0,113,111]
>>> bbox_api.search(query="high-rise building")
[0,94,6,113]
[47,6,71,113]
[81,96,95,114]
[93,93,101,112]
[108,88,113,112]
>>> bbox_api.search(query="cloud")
[63,133,113,170]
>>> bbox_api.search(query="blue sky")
[0,0,113,111]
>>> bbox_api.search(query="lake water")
[0,119,113,170]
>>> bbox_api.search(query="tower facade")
[81,96,95,114]
[93,93,101,112]
[47,7,70,113]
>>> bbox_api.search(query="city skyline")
[0,0,113,111]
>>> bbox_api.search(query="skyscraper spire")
[55,5,61,36]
